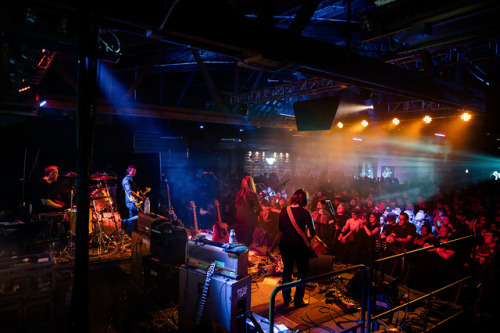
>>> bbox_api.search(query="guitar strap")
[286,206,312,248]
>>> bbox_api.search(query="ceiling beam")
[41,97,296,129]
[158,0,485,111]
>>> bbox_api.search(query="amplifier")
[138,212,169,234]
[186,240,248,279]
[178,266,251,333]
[150,221,188,265]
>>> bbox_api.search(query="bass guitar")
[190,201,200,238]
[212,199,229,243]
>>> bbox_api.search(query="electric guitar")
[165,178,178,222]
[212,199,229,243]
[129,187,151,211]
[194,262,216,325]
[190,201,200,238]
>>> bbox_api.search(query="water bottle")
[144,197,150,215]
[229,229,236,244]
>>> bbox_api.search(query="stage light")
[423,115,432,123]
[461,112,471,121]
[39,100,47,107]
[199,124,204,129]
[369,105,374,109]
[361,120,369,127]
[434,133,446,137]
[392,118,400,125]
[337,122,344,128]
[266,157,275,165]
[353,137,363,141]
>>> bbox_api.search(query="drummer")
[31,165,68,215]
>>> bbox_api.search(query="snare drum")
[65,209,93,234]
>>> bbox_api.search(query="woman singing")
[234,176,262,247]
[279,189,315,308]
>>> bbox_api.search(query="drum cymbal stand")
[104,187,130,250]
[91,201,112,255]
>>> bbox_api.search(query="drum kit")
[57,171,129,259]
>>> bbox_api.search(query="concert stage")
[0,224,478,333]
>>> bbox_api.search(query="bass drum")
[65,208,93,234]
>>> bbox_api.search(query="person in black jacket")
[279,189,315,308]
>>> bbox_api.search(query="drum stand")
[91,201,112,255]
[100,186,130,251]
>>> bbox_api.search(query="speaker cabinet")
[131,231,151,287]
[143,256,179,307]
[178,266,251,333]
[293,95,340,131]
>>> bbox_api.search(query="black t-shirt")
[31,179,54,214]
[279,206,315,248]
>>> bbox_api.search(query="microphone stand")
[323,200,339,257]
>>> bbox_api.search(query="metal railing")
[264,235,475,333]
[268,264,368,333]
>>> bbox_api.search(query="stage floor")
[1,228,471,333]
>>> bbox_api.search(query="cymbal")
[91,175,117,180]
[62,172,78,177]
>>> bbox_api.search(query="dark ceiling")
[1,0,500,132]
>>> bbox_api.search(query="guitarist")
[121,165,147,234]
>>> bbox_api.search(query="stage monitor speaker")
[293,95,340,131]
[308,254,335,278]
[178,266,251,333]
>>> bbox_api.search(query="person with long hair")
[234,175,262,247]
[279,189,315,308]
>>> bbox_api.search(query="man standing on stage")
[122,165,145,234]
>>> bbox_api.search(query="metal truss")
[229,77,349,105]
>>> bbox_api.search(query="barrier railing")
[265,235,475,333]
[365,235,475,333]
[268,264,368,333]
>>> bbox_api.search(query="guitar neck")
[195,262,216,325]
[190,201,199,235]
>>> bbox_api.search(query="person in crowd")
[414,224,436,248]
[234,175,262,247]
[332,202,349,263]
[279,189,315,308]
[360,212,381,263]
[338,208,364,264]
[474,229,498,266]
[311,200,334,254]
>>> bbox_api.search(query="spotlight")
[434,133,446,137]
[392,118,400,125]
[461,112,471,121]
[199,124,204,129]
[423,115,432,124]
[266,157,275,165]
[39,100,47,107]
[369,105,374,109]
[361,120,369,127]
[337,122,344,128]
